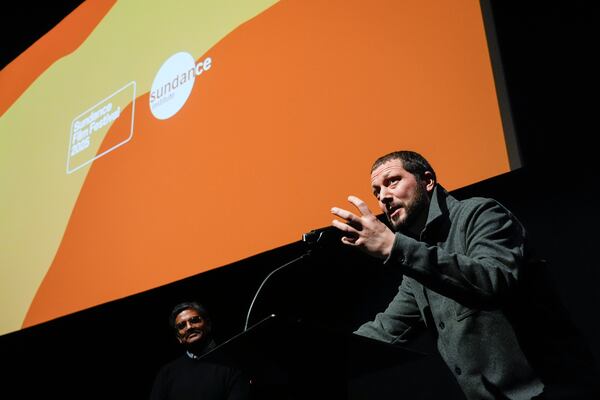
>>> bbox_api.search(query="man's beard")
[390,182,429,233]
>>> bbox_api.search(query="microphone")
[302,214,390,246]
[302,226,344,246]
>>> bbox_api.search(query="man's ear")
[423,171,436,193]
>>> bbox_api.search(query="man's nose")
[380,186,392,202]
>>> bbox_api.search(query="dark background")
[1,1,598,399]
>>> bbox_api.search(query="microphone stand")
[243,227,337,331]
[243,251,311,331]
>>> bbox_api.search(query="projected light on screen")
[0,0,518,335]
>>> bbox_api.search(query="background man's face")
[175,308,207,347]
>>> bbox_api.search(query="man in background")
[150,301,251,400]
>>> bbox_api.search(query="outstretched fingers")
[330,195,393,258]
[347,195,373,216]
[330,206,357,223]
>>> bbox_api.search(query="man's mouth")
[186,331,202,340]
[388,205,402,219]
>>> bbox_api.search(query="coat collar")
[420,184,455,240]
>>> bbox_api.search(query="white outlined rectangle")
[66,81,136,174]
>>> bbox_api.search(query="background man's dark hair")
[168,301,212,335]
[371,150,437,182]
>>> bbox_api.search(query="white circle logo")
[150,52,196,120]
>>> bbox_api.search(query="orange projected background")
[0,0,516,335]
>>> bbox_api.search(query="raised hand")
[331,195,395,259]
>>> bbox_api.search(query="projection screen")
[0,0,518,335]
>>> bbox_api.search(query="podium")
[199,314,464,399]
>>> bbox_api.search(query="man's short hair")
[371,150,436,182]
[168,301,212,333]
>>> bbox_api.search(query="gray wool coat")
[355,185,597,400]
